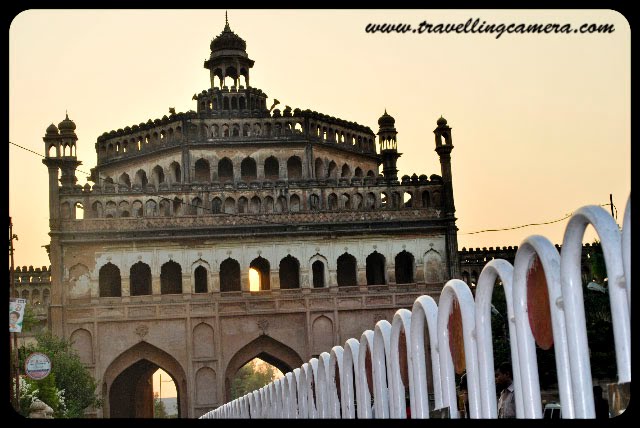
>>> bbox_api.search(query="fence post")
[474,259,521,418]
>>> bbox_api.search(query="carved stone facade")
[41,18,460,418]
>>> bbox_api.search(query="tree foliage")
[18,331,102,418]
[153,393,168,418]
[231,360,278,399]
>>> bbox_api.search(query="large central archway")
[224,335,304,402]
[102,341,188,418]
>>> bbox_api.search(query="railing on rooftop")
[200,194,631,419]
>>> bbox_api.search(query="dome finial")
[65,110,69,120]
[224,10,230,31]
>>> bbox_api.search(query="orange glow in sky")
[9,9,630,268]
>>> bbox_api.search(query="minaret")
[377,110,401,182]
[204,12,255,88]
[433,116,460,279]
[42,114,81,338]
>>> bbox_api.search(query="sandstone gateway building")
[41,19,460,418]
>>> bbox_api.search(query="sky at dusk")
[9,9,630,269]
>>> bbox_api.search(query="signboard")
[9,298,26,333]
[25,352,52,381]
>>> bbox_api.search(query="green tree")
[231,360,277,399]
[18,331,102,418]
[153,393,168,418]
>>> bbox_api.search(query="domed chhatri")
[378,109,396,128]
[437,116,448,126]
[58,113,77,133]
[46,123,59,135]
[210,12,247,53]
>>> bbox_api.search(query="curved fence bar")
[341,338,360,418]
[561,205,630,417]
[356,330,375,419]
[328,346,345,418]
[372,320,393,418]
[475,259,520,418]
[621,196,630,307]
[436,279,480,419]
[513,235,575,418]
[293,368,305,418]
[316,352,331,418]
[389,309,413,418]
[199,195,630,420]
[410,295,442,417]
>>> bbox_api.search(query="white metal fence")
[201,196,631,419]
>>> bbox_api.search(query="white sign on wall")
[25,352,52,381]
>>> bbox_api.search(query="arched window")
[160,261,182,294]
[159,199,171,217]
[220,258,241,292]
[337,253,357,287]
[91,201,103,218]
[366,251,386,285]
[328,193,338,210]
[365,192,376,210]
[192,197,204,215]
[194,265,208,293]
[315,158,325,178]
[194,158,210,182]
[250,196,261,214]
[250,257,270,291]
[238,197,248,214]
[99,263,121,297]
[241,157,257,181]
[130,262,151,296]
[264,156,279,180]
[354,167,363,177]
[170,162,181,183]
[263,196,274,213]
[404,191,413,208]
[395,251,415,284]
[312,260,325,288]
[309,194,321,211]
[218,157,234,182]
[119,173,131,188]
[152,165,165,186]
[290,194,300,212]
[341,193,351,209]
[134,170,148,187]
[341,164,351,178]
[279,255,300,289]
[173,197,183,216]
[287,156,302,180]
[211,197,222,214]
[328,161,337,179]
[224,197,235,214]
[232,124,240,136]
[145,200,157,217]
[132,200,143,218]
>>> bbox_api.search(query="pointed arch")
[395,250,415,284]
[250,256,271,291]
[102,341,188,418]
[220,258,241,292]
[279,255,300,289]
[99,262,121,297]
[224,335,304,403]
[366,251,386,285]
[337,253,357,287]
